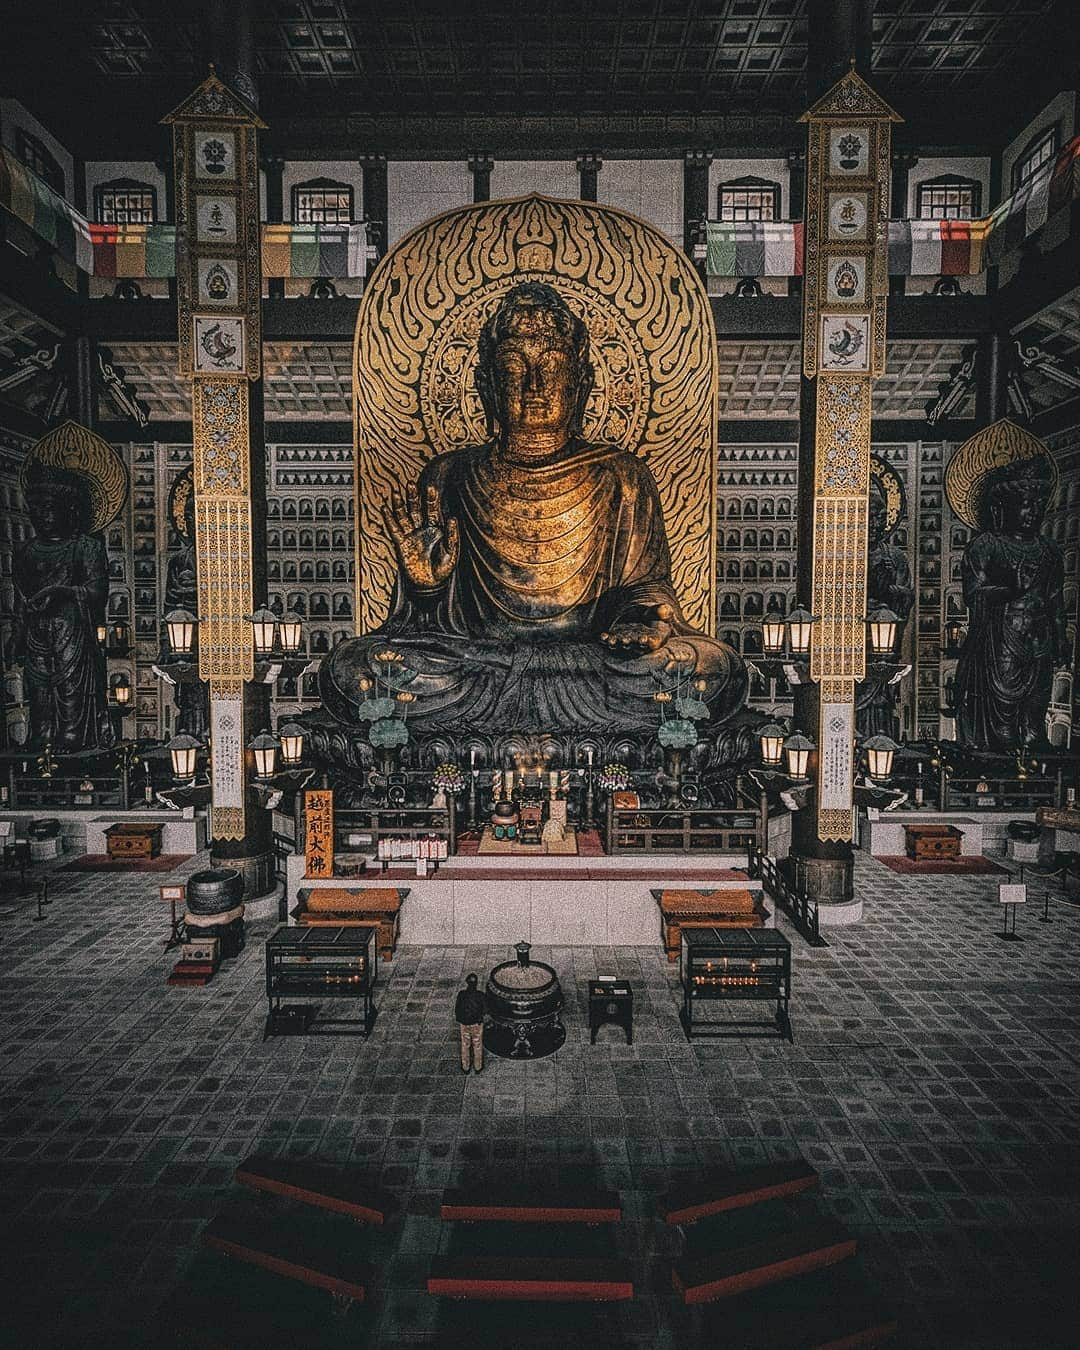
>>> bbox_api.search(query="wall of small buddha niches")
[717,439,978,743]
[0,440,356,746]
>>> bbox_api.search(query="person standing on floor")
[455,973,485,1074]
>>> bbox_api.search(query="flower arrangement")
[597,762,631,792]
[431,761,466,794]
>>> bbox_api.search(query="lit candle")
[586,748,593,766]
[470,748,477,767]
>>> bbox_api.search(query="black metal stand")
[164,895,185,951]
[998,903,1021,941]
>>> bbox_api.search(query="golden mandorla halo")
[21,420,128,533]
[869,453,905,536]
[944,418,1058,531]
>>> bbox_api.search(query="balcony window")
[14,128,64,195]
[916,176,981,221]
[718,176,779,223]
[292,178,353,224]
[95,178,157,224]
[1012,127,1058,192]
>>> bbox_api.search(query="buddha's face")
[493,317,577,439]
[992,478,1045,539]
[30,485,79,542]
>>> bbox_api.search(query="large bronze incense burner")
[484,941,566,1059]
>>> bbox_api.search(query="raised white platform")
[859,807,1034,860]
[0,807,205,857]
[285,850,765,946]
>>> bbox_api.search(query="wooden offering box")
[105,822,163,860]
[904,823,963,861]
[293,887,408,961]
[652,888,765,963]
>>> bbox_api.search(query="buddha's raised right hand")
[383,482,460,593]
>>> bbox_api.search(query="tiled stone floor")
[1,852,1079,1348]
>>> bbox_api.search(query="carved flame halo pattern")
[869,453,905,537]
[168,465,195,541]
[944,417,1058,532]
[22,420,128,534]
[802,71,901,844]
[353,195,718,637]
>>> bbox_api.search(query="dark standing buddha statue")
[320,283,747,734]
[856,473,914,740]
[11,464,115,753]
[955,457,1068,753]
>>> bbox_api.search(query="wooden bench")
[235,1154,392,1225]
[427,1256,633,1301]
[672,1220,855,1304]
[659,1160,819,1225]
[202,1210,373,1303]
[440,1185,621,1224]
[652,888,765,962]
[292,886,408,961]
[694,1260,897,1349]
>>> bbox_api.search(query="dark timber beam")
[83,295,992,346]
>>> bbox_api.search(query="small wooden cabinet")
[105,822,163,860]
[903,823,963,861]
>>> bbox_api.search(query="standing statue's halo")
[944,418,1058,532]
[21,420,128,533]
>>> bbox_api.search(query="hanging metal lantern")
[867,606,899,658]
[864,733,900,781]
[758,721,787,767]
[783,732,816,780]
[167,733,200,781]
[786,608,815,657]
[248,731,281,779]
[164,608,197,657]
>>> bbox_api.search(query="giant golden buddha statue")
[320,282,746,733]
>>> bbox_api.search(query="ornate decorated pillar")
[790,68,901,914]
[164,72,273,898]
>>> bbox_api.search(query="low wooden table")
[903,823,963,861]
[292,886,408,961]
[652,888,764,963]
[105,822,163,860]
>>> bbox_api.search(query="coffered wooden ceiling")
[2,0,1073,155]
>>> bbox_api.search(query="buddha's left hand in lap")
[600,603,675,655]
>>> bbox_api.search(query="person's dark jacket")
[455,987,486,1025]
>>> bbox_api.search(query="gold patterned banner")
[802,70,900,843]
[163,72,265,381]
[165,69,264,846]
[810,374,872,683]
[801,70,899,381]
